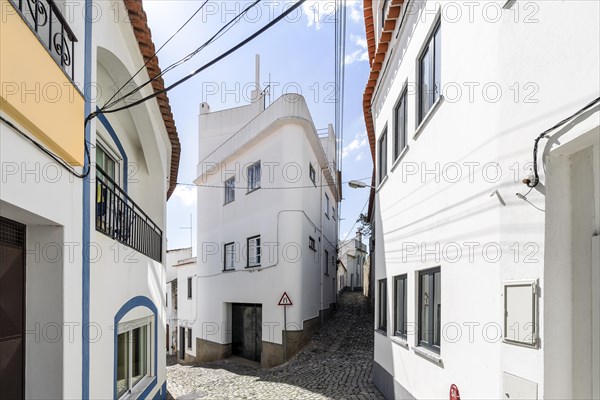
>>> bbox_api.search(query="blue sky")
[144,1,372,254]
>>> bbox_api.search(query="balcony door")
[0,217,25,399]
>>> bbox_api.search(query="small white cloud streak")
[173,185,197,207]
[342,132,368,159]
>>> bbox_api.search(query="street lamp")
[348,180,374,189]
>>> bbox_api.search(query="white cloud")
[355,153,364,161]
[342,132,368,159]
[173,185,197,207]
[345,34,368,65]
[302,0,363,30]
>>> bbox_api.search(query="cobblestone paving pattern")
[167,292,385,400]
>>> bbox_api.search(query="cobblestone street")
[167,292,384,400]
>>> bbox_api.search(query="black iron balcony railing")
[9,0,77,80]
[96,167,163,262]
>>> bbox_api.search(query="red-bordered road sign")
[450,384,460,400]
[278,292,293,306]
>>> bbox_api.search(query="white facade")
[189,89,340,367]
[366,1,600,399]
[166,248,192,355]
[338,230,368,291]
[0,1,177,398]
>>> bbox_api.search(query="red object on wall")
[450,384,461,400]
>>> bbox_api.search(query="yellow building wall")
[0,0,84,165]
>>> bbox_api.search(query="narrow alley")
[167,292,384,400]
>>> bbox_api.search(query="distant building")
[186,63,341,367]
[0,0,179,398]
[166,248,192,356]
[338,230,368,292]
[363,1,600,399]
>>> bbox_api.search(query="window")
[224,242,235,271]
[394,89,408,161]
[378,128,388,184]
[378,279,387,332]
[224,176,235,204]
[247,161,261,192]
[96,142,118,183]
[309,163,316,184]
[309,236,316,251]
[187,328,192,349]
[332,207,336,220]
[394,275,408,339]
[116,322,150,398]
[325,249,329,275]
[418,21,441,123]
[247,236,261,267]
[418,267,441,352]
[187,277,192,299]
[381,0,388,28]
[325,194,330,218]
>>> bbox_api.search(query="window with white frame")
[332,207,336,220]
[247,161,261,192]
[378,279,387,333]
[96,142,119,184]
[187,277,192,299]
[394,89,408,161]
[224,242,235,270]
[247,235,261,267]
[309,163,316,185]
[309,236,316,251]
[224,176,235,204]
[418,267,441,352]
[378,128,388,184]
[325,249,329,275]
[116,318,151,398]
[418,21,441,123]
[187,328,192,349]
[394,274,407,339]
[325,193,330,218]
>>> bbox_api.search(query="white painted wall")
[191,93,339,352]
[370,1,600,398]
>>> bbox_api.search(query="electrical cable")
[102,0,261,111]
[102,0,210,109]
[1,115,91,178]
[95,0,306,118]
[528,96,599,188]
[176,176,372,190]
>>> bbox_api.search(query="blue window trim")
[113,296,158,400]
[96,107,129,193]
[82,0,93,397]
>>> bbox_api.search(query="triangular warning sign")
[278,292,293,306]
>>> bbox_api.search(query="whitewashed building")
[187,72,340,367]
[0,0,179,398]
[362,1,599,399]
[338,230,368,292]
[166,247,192,356]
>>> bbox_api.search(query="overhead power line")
[102,0,261,111]
[176,176,372,190]
[94,0,307,118]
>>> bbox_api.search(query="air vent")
[0,217,25,247]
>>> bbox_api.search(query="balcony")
[9,0,77,80]
[95,167,163,262]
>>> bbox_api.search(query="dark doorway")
[179,327,185,360]
[232,304,262,362]
[166,324,169,352]
[0,217,25,399]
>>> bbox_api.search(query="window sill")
[413,95,444,140]
[223,200,234,206]
[376,175,389,192]
[120,376,154,400]
[245,265,261,269]
[246,187,261,195]
[375,328,387,337]
[390,145,410,173]
[222,268,235,273]
[390,336,409,349]
[413,346,443,366]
